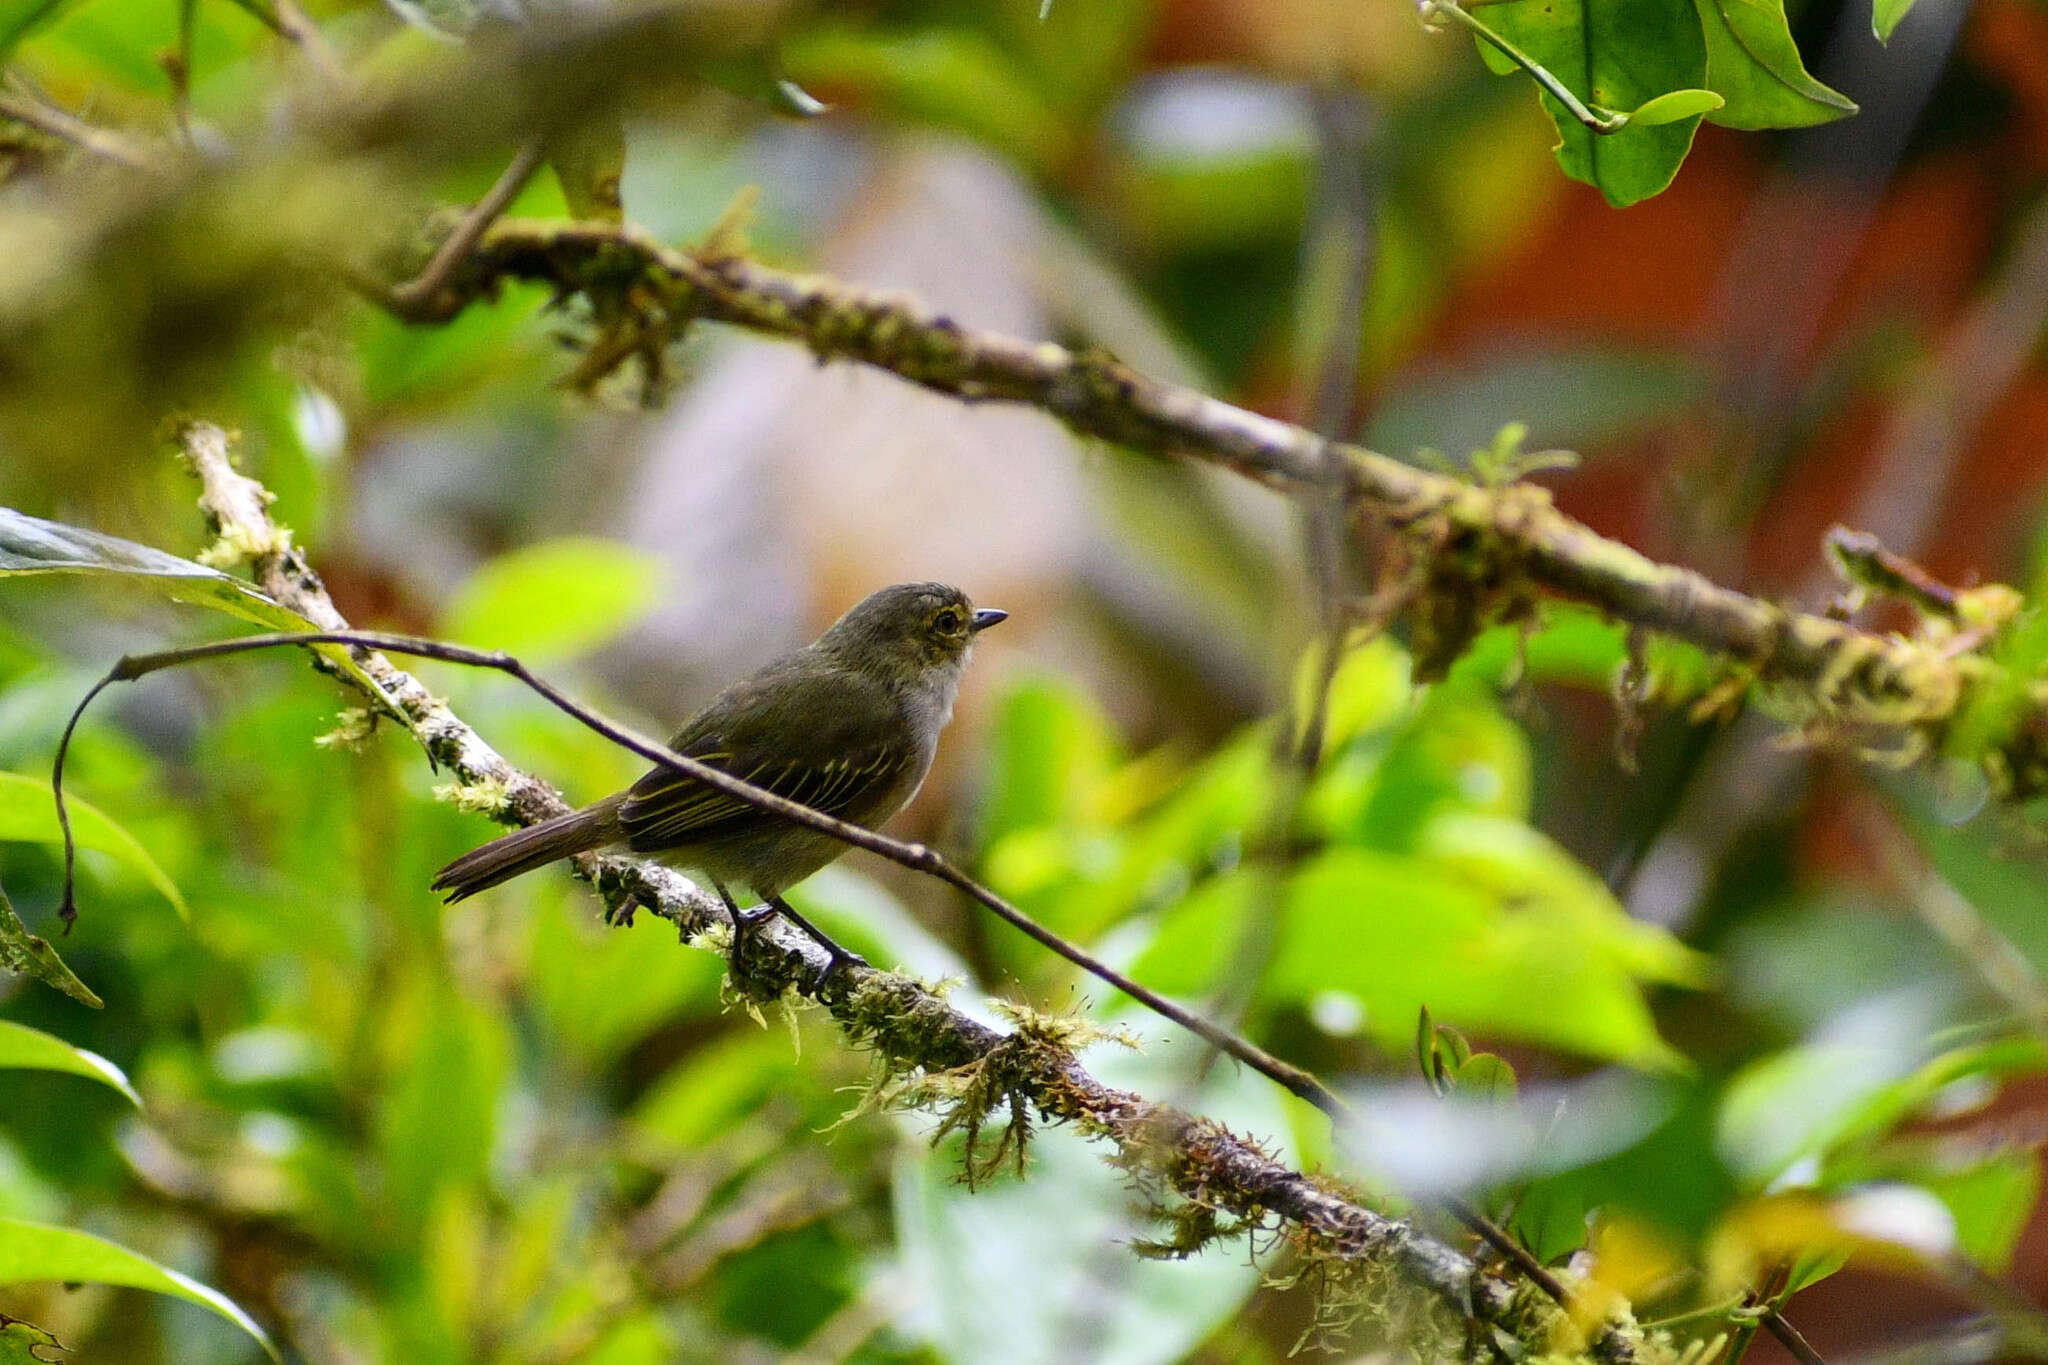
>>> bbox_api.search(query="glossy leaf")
[698,49,830,117]
[1627,88,1724,126]
[441,536,660,662]
[1148,846,1694,1066]
[1512,1174,1592,1265]
[0,1314,64,1365]
[1693,0,1856,129]
[1478,0,1710,206]
[379,0,491,37]
[0,875,97,1008]
[0,1218,276,1358]
[0,771,186,919]
[550,119,628,223]
[0,508,393,708]
[1719,1031,2047,1186]
[0,1019,138,1106]
[1873,0,1917,42]
[1453,1051,1519,1104]
[1917,1150,2040,1273]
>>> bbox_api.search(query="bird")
[430,582,1006,977]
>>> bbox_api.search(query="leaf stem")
[1422,0,1630,133]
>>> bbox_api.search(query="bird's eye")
[934,608,962,634]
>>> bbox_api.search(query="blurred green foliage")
[0,0,2040,1360]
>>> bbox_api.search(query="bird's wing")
[616,659,917,852]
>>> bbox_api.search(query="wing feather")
[615,658,918,853]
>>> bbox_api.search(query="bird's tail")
[431,797,622,903]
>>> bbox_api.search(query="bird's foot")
[718,886,867,994]
[603,891,644,928]
[765,895,869,993]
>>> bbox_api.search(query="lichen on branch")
[368,218,2044,804]
[169,421,1649,1361]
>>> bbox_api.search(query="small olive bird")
[431,582,1006,973]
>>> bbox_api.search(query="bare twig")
[54,624,1344,1116]
[0,86,156,170]
[385,140,547,321]
[1764,1304,1830,1365]
[269,0,347,88]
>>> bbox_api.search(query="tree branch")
[375,218,2020,799]
[0,85,157,171]
[159,422,1646,1360]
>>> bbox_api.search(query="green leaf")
[980,676,1121,847]
[0,1313,64,1365]
[698,48,830,117]
[0,1019,138,1106]
[1873,0,1916,42]
[1454,1052,1519,1103]
[0,1218,277,1358]
[1627,88,1725,126]
[0,508,394,710]
[783,26,1071,169]
[1448,605,1631,691]
[1480,0,1710,206]
[0,875,97,1008]
[1511,1173,1591,1264]
[1264,846,1690,1066]
[1783,1243,1851,1293]
[1418,813,1711,988]
[379,0,482,37]
[1918,1151,2039,1273]
[1339,688,1533,846]
[1719,1034,2048,1186]
[0,772,186,920]
[441,536,661,662]
[526,888,721,1064]
[1693,0,1856,130]
[550,119,627,223]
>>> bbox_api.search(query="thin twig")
[167,0,198,151]
[269,0,347,88]
[51,626,1345,1117]
[1764,1305,1830,1365]
[1420,0,1629,133]
[385,140,546,320]
[0,88,156,170]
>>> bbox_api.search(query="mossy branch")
[371,218,2041,805]
[169,422,1653,1361]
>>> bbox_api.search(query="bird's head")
[817,582,1007,683]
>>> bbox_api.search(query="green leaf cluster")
[1461,0,1856,205]
[983,635,1706,1069]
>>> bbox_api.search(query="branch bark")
[387,218,2011,789]
[170,421,1644,1361]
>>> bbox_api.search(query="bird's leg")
[603,889,645,928]
[714,881,867,987]
[763,893,869,985]
[711,879,757,963]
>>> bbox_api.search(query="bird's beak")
[970,607,1008,632]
